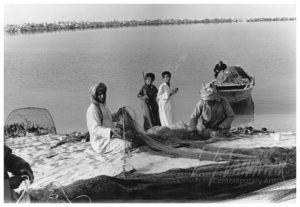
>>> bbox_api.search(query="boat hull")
[217,87,253,103]
[213,76,255,103]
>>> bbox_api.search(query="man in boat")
[189,83,234,137]
[214,60,227,78]
[86,82,132,154]
[4,145,34,202]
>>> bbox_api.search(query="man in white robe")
[86,83,131,154]
[157,71,178,127]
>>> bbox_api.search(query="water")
[4,22,296,133]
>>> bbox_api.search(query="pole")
[122,107,126,179]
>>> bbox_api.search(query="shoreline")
[4,17,296,35]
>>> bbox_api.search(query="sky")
[4,4,296,25]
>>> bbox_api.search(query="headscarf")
[200,83,220,101]
[89,83,107,105]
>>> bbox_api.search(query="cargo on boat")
[212,65,255,103]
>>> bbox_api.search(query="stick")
[122,107,126,179]
[142,71,145,82]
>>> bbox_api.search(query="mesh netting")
[5,107,56,138]
[216,66,251,85]
[18,106,295,202]
[29,146,296,202]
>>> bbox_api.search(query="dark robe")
[137,84,161,130]
[214,62,227,78]
[4,145,32,180]
[4,145,33,202]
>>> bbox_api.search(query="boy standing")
[137,73,161,130]
[157,71,178,127]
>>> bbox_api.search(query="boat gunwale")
[212,76,255,93]
[216,85,254,93]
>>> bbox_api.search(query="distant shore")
[4,17,296,35]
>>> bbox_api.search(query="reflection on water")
[230,96,254,127]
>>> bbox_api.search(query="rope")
[56,182,71,203]
[48,181,92,203]
[16,175,30,203]
[122,107,126,179]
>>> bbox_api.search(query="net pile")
[113,107,254,161]
[27,107,296,202]
[5,107,57,138]
[28,146,295,202]
[216,66,251,85]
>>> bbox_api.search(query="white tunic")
[157,82,176,127]
[86,103,131,154]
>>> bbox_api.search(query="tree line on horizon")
[5,17,296,34]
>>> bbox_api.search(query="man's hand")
[172,88,179,95]
[9,176,22,189]
[218,123,226,130]
[111,128,122,138]
[20,168,34,184]
[216,125,232,138]
[190,130,198,136]
[170,88,178,96]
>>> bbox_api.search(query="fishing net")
[5,107,57,138]
[24,106,295,202]
[113,107,255,161]
[216,66,251,85]
[28,146,296,202]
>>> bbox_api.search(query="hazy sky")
[4,4,296,24]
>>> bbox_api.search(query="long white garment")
[157,82,176,127]
[86,103,131,154]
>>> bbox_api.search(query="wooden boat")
[213,77,255,102]
[211,66,255,103]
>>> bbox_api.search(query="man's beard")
[98,96,106,104]
[99,99,106,104]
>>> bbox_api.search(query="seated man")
[4,145,34,202]
[86,82,131,154]
[189,84,234,137]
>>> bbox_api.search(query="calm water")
[4,22,296,133]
